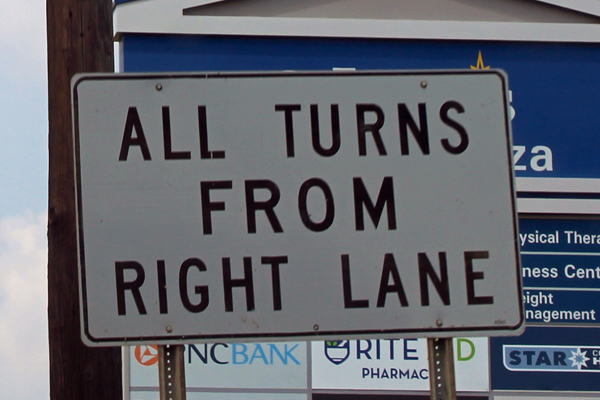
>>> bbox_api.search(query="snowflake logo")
[569,348,590,369]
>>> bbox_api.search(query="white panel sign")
[494,397,591,400]
[311,338,488,391]
[130,392,307,400]
[130,342,307,390]
[72,71,522,345]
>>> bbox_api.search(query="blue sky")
[0,0,48,218]
[0,0,49,398]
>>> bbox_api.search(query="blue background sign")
[312,395,487,400]
[522,290,598,324]
[491,326,600,391]
[522,255,600,289]
[519,218,600,325]
[118,18,600,396]
[520,219,600,253]
[122,34,600,179]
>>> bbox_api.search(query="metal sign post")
[158,345,187,400]
[428,338,457,400]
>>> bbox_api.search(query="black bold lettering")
[179,258,209,313]
[353,177,396,231]
[162,106,191,160]
[198,106,225,159]
[465,251,494,305]
[440,101,469,155]
[115,261,147,315]
[245,180,283,233]
[341,254,369,308]
[311,104,341,157]
[275,104,301,157]
[356,104,387,156]
[119,107,151,161]
[554,351,567,366]
[398,103,429,155]
[222,257,255,312]
[418,252,450,306]
[376,253,409,307]
[157,260,168,314]
[298,178,335,232]
[509,350,521,365]
[200,181,232,234]
[261,256,288,311]
[536,351,551,366]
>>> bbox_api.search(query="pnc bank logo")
[134,345,159,366]
[134,343,302,367]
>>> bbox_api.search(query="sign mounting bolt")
[436,319,443,327]
[165,325,173,333]
[421,81,428,88]
[156,83,163,91]
[313,324,319,331]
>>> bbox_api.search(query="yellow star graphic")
[471,50,490,70]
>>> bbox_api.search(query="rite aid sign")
[72,71,523,345]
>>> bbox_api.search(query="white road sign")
[72,71,523,345]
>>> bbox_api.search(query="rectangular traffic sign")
[72,70,522,345]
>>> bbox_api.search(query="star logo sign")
[568,348,590,369]
[471,50,490,70]
[134,345,159,366]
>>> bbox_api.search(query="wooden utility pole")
[47,0,122,399]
